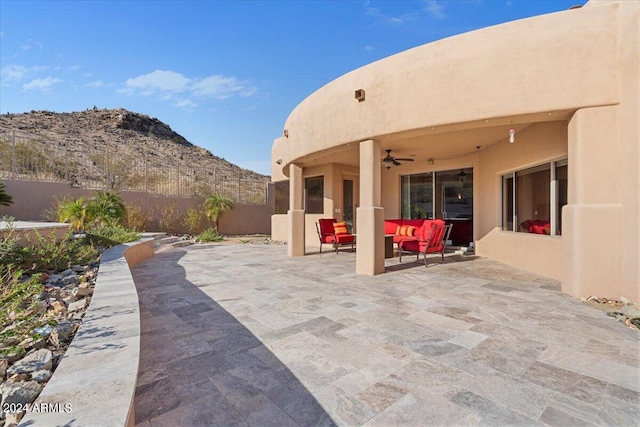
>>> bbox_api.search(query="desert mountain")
[0,108,269,199]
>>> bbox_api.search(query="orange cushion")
[333,221,348,235]
[395,225,416,237]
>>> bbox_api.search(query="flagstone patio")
[132,245,639,426]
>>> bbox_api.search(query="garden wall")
[0,179,272,236]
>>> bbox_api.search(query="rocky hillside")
[0,109,269,199]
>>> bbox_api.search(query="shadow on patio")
[132,249,334,426]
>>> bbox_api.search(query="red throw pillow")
[334,221,348,235]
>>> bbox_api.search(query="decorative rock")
[5,411,25,425]
[50,301,65,315]
[67,299,86,313]
[52,322,78,344]
[0,346,24,363]
[72,265,88,273]
[6,349,52,375]
[31,369,52,382]
[37,300,48,313]
[48,274,63,282]
[620,296,630,304]
[63,274,80,286]
[1,380,43,406]
[60,268,75,277]
[0,358,7,379]
[8,373,29,382]
[33,325,53,338]
[77,284,93,297]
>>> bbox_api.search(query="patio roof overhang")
[286,110,574,173]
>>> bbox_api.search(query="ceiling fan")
[382,149,414,169]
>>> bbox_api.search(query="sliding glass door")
[401,168,473,245]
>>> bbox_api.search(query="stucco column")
[288,163,305,257]
[563,106,630,299]
[356,139,385,275]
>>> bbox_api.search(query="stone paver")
[132,245,640,426]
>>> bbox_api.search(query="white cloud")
[366,6,419,24]
[191,75,255,99]
[365,45,374,51]
[23,77,62,92]
[125,70,190,93]
[121,69,258,105]
[1,64,28,82]
[175,99,197,109]
[423,0,445,19]
[85,80,105,87]
[21,40,43,51]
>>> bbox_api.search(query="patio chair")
[398,221,453,266]
[316,218,355,254]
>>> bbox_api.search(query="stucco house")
[270,0,639,302]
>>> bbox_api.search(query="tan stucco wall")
[271,214,288,242]
[272,2,621,177]
[1,180,272,236]
[271,0,639,300]
[477,229,564,280]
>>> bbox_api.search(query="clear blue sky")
[1,0,582,176]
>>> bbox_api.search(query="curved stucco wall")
[273,2,621,177]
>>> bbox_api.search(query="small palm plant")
[58,198,88,232]
[202,194,234,232]
[87,190,126,226]
[0,182,13,206]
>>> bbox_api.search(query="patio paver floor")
[132,245,639,426]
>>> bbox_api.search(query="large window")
[502,159,567,235]
[305,176,324,214]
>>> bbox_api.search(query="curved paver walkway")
[132,245,639,426]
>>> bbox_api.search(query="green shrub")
[26,231,99,272]
[87,190,126,226]
[196,227,224,243]
[202,194,234,232]
[86,224,140,250]
[0,182,13,206]
[0,233,31,275]
[57,197,88,232]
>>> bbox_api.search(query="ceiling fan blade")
[394,158,414,162]
[393,160,401,166]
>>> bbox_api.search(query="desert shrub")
[0,269,44,345]
[0,232,30,275]
[196,227,224,243]
[183,207,204,235]
[123,201,148,231]
[157,200,182,234]
[26,231,99,272]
